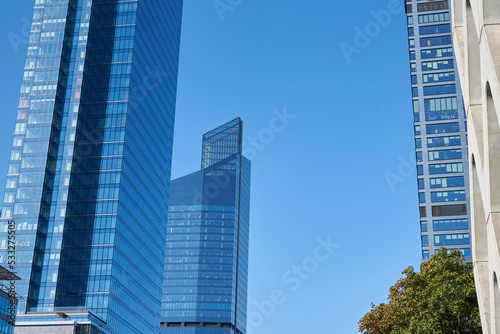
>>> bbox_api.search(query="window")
[427,135,461,147]
[422,59,454,71]
[434,233,469,246]
[411,75,418,84]
[418,178,425,189]
[410,50,416,60]
[419,24,451,35]
[14,123,26,133]
[425,110,458,121]
[431,204,467,216]
[418,12,450,24]
[421,221,428,232]
[412,87,419,96]
[416,138,422,148]
[421,48,453,59]
[413,100,420,122]
[4,194,14,203]
[12,137,23,147]
[420,35,452,47]
[431,190,466,202]
[423,84,456,96]
[422,235,429,247]
[6,179,16,189]
[413,100,420,112]
[424,97,457,112]
[428,149,462,161]
[423,250,430,259]
[407,16,414,25]
[430,176,465,188]
[416,151,423,162]
[433,219,468,231]
[437,248,471,257]
[429,162,463,174]
[417,165,424,175]
[457,248,471,257]
[408,27,414,36]
[419,192,426,203]
[426,122,460,134]
[419,206,426,217]
[409,39,415,48]
[422,71,455,83]
[417,1,449,12]
[415,125,421,135]
[411,63,417,72]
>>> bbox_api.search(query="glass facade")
[0,290,14,334]
[201,120,243,170]
[162,119,250,334]
[0,267,19,334]
[0,0,183,333]
[405,0,471,262]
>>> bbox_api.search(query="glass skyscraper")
[0,266,20,334]
[405,0,471,262]
[0,0,183,333]
[161,118,250,334]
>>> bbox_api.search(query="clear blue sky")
[0,1,421,333]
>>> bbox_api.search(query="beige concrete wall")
[451,0,500,333]
[14,324,76,334]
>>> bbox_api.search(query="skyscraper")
[0,1,183,333]
[0,266,20,334]
[161,118,250,334]
[451,1,500,332]
[405,0,472,262]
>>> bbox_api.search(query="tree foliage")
[358,248,482,334]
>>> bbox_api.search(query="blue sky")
[0,1,421,333]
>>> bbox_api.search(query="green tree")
[358,248,482,334]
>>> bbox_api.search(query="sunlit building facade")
[0,267,19,334]
[405,0,472,262]
[0,0,183,333]
[451,0,500,332]
[161,118,250,334]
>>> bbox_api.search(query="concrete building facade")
[451,1,500,332]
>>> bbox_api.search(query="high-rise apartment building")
[405,0,472,262]
[161,118,250,334]
[0,1,183,333]
[451,1,500,332]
